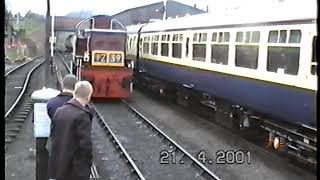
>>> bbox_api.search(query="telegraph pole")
[44,0,51,87]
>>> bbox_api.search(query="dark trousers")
[36,138,48,180]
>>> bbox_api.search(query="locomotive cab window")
[76,20,91,39]
[266,30,301,75]
[235,31,260,69]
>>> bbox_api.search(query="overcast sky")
[5,0,314,16]
[4,0,267,16]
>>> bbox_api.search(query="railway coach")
[72,15,134,99]
[126,5,317,164]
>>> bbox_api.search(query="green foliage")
[23,12,45,37]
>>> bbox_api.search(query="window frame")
[150,34,159,56]
[192,32,208,62]
[266,29,302,75]
[171,33,183,59]
[235,31,261,70]
[210,31,230,65]
[160,34,170,57]
[142,35,150,55]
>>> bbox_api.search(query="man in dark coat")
[47,74,77,119]
[49,81,94,180]
[44,74,77,180]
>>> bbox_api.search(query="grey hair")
[62,74,77,90]
[73,81,93,99]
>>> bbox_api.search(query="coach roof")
[141,2,317,33]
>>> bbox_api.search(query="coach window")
[172,34,182,58]
[311,36,317,75]
[236,32,243,42]
[161,34,169,56]
[218,32,223,42]
[151,35,159,55]
[211,32,229,65]
[268,31,278,43]
[251,31,260,43]
[186,37,189,57]
[192,33,207,61]
[133,36,137,45]
[289,30,301,43]
[279,30,287,43]
[129,38,132,50]
[235,31,260,69]
[193,33,198,41]
[143,36,150,55]
[133,36,137,49]
[212,32,217,42]
[267,30,300,75]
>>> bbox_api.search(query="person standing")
[47,74,78,119]
[48,81,94,180]
[46,74,77,180]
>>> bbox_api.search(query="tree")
[5,4,9,28]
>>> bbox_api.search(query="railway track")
[5,56,45,151]
[94,101,221,180]
[55,52,221,179]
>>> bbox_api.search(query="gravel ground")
[91,116,138,180]
[5,59,30,74]
[94,102,208,180]
[126,90,316,180]
[5,110,36,180]
[5,60,58,180]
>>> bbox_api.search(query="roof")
[113,1,161,16]
[126,23,146,34]
[141,3,317,32]
[113,0,205,17]
[54,16,83,31]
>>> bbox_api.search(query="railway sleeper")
[6,132,18,138]
[6,127,21,132]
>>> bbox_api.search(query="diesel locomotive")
[71,15,134,99]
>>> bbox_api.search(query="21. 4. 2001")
[159,149,251,165]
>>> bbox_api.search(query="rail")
[91,105,146,180]
[5,56,41,77]
[5,58,45,118]
[122,100,222,180]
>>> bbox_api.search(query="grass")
[5,47,27,61]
